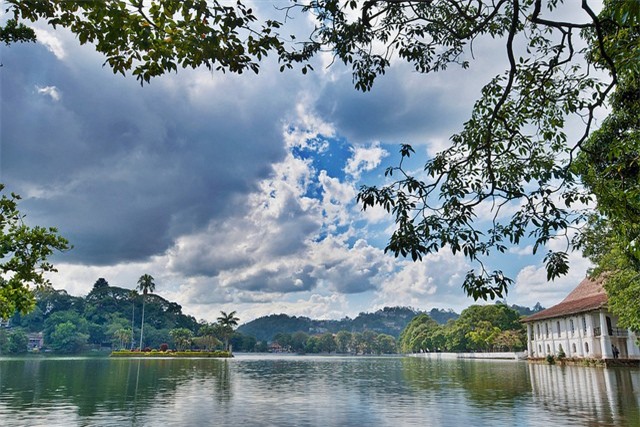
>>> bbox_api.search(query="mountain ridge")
[237,306,460,342]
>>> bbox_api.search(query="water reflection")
[0,357,231,425]
[527,363,640,426]
[1,355,640,426]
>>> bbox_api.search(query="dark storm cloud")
[314,65,475,146]
[230,264,317,293]
[0,41,301,265]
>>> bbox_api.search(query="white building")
[522,276,640,360]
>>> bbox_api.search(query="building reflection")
[528,363,640,425]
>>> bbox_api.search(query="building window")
[572,343,577,355]
[582,316,587,334]
[538,344,542,354]
[570,319,575,336]
[536,324,540,339]
[545,323,549,338]
[585,342,589,354]
[546,344,551,354]
[557,321,561,336]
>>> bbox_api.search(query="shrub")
[159,343,169,352]
[143,347,151,352]
[546,354,556,365]
[557,348,566,360]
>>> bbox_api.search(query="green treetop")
[0,185,70,319]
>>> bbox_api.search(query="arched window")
[585,342,589,354]
[546,344,551,354]
[572,343,577,354]
[557,321,561,336]
[570,319,575,336]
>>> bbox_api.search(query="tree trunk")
[139,296,146,350]
[131,301,135,350]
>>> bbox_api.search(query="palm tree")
[137,274,156,350]
[114,328,131,350]
[217,311,239,352]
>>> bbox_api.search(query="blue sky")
[0,4,596,323]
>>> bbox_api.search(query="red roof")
[522,276,608,322]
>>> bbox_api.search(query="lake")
[0,354,639,426]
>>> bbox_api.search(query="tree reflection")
[401,357,530,405]
[0,357,232,419]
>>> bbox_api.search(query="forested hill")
[7,279,199,352]
[237,307,459,342]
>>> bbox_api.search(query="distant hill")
[509,302,545,317]
[237,306,459,342]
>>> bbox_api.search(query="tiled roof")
[522,276,608,322]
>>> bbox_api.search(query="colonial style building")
[522,276,640,360]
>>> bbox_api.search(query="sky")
[0,3,597,325]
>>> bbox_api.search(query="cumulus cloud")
[510,226,593,309]
[344,144,389,179]
[33,28,67,60]
[373,249,472,312]
[164,123,395,305]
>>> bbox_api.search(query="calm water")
[0,354,639,426]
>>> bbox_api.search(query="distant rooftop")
[522,276,608,323]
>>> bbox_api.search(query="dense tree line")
[398,304,527,353]
[237,307,453,342]
[1,278,254,354]
[270,330,397,355]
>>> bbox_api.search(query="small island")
[110,349,232,358]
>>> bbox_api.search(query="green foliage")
[335,330,352,353]
[290,331,309,353]
[581,226,640,332]
[169,327,193,350]
[229,332,256,352]
[10,280,199,353]
[575,75,640,262]
[50,321,89,354]
[137,274,156,296]
[137,274,156,349]
[575,53,640,330]
[0,185,70,319]
[194,323,222,351]
[217,311,239,352]
[557,346,566,360]
[237,306,423,342]
[0,328,29,354]
[546,354,556,365]
[0,18,36,45]
[375,334,397,354]
[398,314,441,353]
[4,0,307,84]
[398,304,526,353]
[493,330,524,352]
[44,310,90,353]
[112,327,131,350]
[270,329,395,355]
